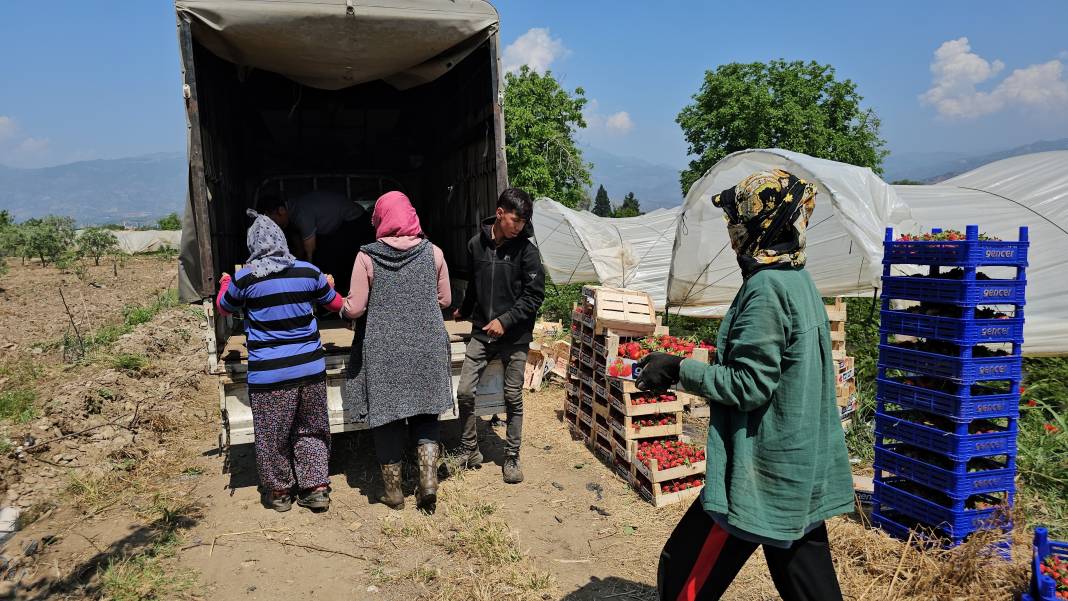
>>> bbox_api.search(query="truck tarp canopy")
[894,151,1068,355]
[532,199,688,313]
[667,149,914,317]
[174,0,499,91]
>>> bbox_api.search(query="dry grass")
[374,473,557,601]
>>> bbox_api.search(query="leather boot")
[416,442,440,512]
[379,462,405,510]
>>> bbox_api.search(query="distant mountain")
[885,138,1068,183]
[0,152,185,225]
[582,146,684,212]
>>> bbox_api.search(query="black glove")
[635,352,684,392]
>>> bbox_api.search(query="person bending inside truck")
[340,191,454,513]
[257,190,371,296]
[453,187,545,484]
[215,209,344,513]
[635,170,851,601]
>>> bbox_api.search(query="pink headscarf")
[372,191,424,239]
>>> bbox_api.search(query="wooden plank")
[488,32,509,196]
[177,18,216,298]
[633,457,706,484]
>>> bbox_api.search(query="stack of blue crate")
[873,225,1028,546]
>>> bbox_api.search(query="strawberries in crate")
[631,392,676,406]
[1039,555,1068,598]
[641,335,715,358]
[662,475,705,493]
[632,414,677,428]
[635,440,706,469]
[896,230,1000,241]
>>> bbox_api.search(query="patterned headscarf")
[245,209,296,278]
[712,169,817,276]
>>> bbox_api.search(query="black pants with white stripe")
[657,498,843,601]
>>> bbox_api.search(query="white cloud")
[583,101,635,136]
[0,116,52,167]
[921,37,1068,118]
[605,111,634,134]
[0,116,15,141]
[15,137,49,155]
[503,28,567,74]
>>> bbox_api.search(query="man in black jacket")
[453,188,545,484]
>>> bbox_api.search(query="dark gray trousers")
[455,337,528,456]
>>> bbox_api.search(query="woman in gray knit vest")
[342,191,454,513]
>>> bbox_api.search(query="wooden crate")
[680,391,710,419]
[632,455,707,484]
[583,286,657,336]
[523,346,546,391]
[608,391,685,417]
[609,413,684,440]
[547,340,571,379]
[825,297,848,360]
[633,473,705,508]
[836,356,855,382]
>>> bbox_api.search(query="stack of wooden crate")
[563,286,709,507]
[826,297,857,423]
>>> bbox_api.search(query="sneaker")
[502,454,524,484]
[297,486,331,511]
[264,490,293,512]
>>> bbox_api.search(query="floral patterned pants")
[249,380,331,492]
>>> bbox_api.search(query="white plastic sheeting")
[532,199,683,311]
[667,149,914,317]
[894,151,1068,355]
[111,231,182,254]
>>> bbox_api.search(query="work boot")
[379,462,405,510]
[416,443,441,513]
[502,453,524,484]
[458,445,483,470]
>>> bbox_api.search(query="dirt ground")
[0,259,1033,600]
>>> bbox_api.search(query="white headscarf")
[245,209,296,277]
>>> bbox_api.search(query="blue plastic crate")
[1025,527,1068,601]
[884,240,1028,268]
[874,444,1016,497]
[874,478,1012,540]
[882,275,1027,306]
[876,376,1019,421]
[880,309,1025,345]
[875,409,1018,459]
[878,343,1022,382]
[883,225,1029,267]
[873,510,1013,558]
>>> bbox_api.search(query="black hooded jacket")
[458,217,545,345]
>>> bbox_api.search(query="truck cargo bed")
[217,320,506,447]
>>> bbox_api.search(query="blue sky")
[2,1,1067,169]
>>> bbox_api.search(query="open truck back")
[173,0,510,458]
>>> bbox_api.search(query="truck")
[172,0,511,465]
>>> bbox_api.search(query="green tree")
[25,216,76,266]
[156,212,182,231]
[592,185,612,217]
[614,192,642,218]
[78,227,120,265]
[503,65,593,208]
[676,60,887,195]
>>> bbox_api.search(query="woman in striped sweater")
[216,210,344,512]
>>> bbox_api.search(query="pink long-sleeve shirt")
[342,236,451,319]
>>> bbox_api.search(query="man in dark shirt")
[258,191,370,296]
[453,188,545,484]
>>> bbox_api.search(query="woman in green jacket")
[638,169,852,601]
